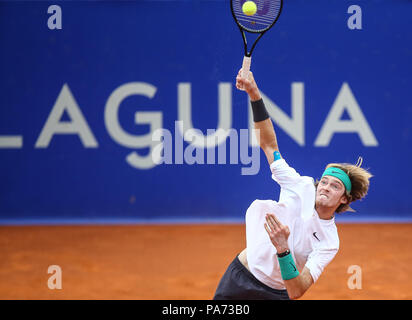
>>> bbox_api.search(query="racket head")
[230,0,283,34]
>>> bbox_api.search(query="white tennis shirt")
[246,158,339,290]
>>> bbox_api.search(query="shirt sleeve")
[270,159,302,188]
[304,247,339,283]
[269,159,316,220]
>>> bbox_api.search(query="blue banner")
[1,0,411,223]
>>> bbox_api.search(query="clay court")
[1,223,411,300]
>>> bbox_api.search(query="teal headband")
[322,167,352,193]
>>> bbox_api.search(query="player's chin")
[315,196,330,207]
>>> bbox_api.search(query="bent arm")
[236,70,280,165]
[265,214,313,299]
[283,267,314,300]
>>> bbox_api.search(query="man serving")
[213,70,372,300]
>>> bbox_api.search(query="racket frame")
[230,0,283,88]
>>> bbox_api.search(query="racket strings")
[232,0,282,33]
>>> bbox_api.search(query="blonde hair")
[315,156,373,213]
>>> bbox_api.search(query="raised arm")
[236,70,280,165]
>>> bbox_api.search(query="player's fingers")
[237,68,254,85]
[266,214,279,232]
[270,214,283,228]
[237,76,250,87]
[271,215,290,236]
[264,222,272,235]
[266,213,277,228]
[269,215,284,235]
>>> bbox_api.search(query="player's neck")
[314,204,335,220]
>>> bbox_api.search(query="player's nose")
[320,185,330,193]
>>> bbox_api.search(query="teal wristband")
[273,151,281,161]
[278,252,299,280]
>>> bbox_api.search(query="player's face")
[316,176,348,209]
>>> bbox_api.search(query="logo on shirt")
[313,232,320,241]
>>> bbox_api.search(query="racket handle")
[240,56,251,91]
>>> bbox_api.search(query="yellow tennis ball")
[242,1,257,16]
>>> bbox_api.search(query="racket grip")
[240,56,251,91]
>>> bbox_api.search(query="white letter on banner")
[104,82,163,169]
[314,83,378,146]
[177,83,232,148]
[0,136,23,148]
[35,84,98,148]
[249,82,305,147]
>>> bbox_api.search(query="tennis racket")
[230,0,283,90]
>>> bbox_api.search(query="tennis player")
[213,70,373,300]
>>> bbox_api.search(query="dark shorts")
[213,255,290,300]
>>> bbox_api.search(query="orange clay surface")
[0,223,411,300]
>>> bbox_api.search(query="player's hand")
[264,213,290,254]
[236,69,261,101]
